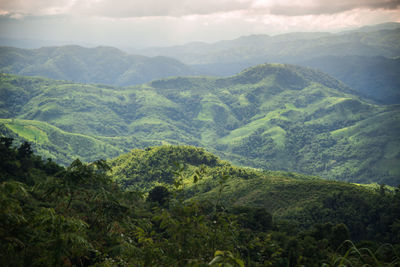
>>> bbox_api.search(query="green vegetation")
[0,46,195,86]
[2,27,400,105]
[1,62,399,185]
[141,27,400,104]
[302,56,400,104]
[1,141,399,266]
[141,28,400,65]
[1,24,399,266]
[0,118,126,165]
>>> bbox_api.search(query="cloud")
[262,0,400,16]
[0,0,74,16]
[0,0,254,18]
[1,0,399,19]
[77,0,255,18]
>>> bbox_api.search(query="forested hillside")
[1,63,399,185]
[301,56,400,104]
[1,27,399,104]
[140,27,400,104]
[1,3,399,266]
[139,28,400,65]
[1,140,400,266]
[0,46,195,86]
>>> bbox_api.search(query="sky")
[0,0,399,49]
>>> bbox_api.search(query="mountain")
[139,28,400,66]
[109,145,400,244]
[344,22,400,33]
[1,27,399,104]
[300,56,400,104]
[2,138,399,266]
[137,28,400,104]
[1,63,399,185]
[0,118,129,166]
[109,145,381,214]
[0,45,195,86]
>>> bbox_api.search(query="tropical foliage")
[1,140,400,266]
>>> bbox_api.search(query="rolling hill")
[0,63,399,185]
[109,145,373,216]
[2,135,399,266]
[139,27,400,66]
[109,145,400,245]
[0,45,195,86]
[301,56,400,104]
[139,27,400,104]
[1,27,399,104]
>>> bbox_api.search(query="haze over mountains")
[1,23,399,104]
[0,46,194,86]
[0,23,399,186]
[137,24,400,104]
[1,62,399,185]
[1,0,400,263]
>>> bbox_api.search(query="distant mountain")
[344,22,400,33]
[1,27,399,104]
[1,63,399,185]
[139,28,400,65]
[0,45,196,86]
[137,28,400,104]
[301,56,400,104]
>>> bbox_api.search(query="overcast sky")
[0,0,399,48]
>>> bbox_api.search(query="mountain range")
[1,21,400,267]
[0,24,399,185]
[138,26,400,104]
[1,62,399,185]
[0,45,194,86]
[1,26,399,104]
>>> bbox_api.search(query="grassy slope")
[0,118,127,165]
[1,63,399,184]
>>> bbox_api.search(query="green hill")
[301,56,400,104]
[140,27,400,104]
[1,63,399,185]
[140,27,400,65]
[109,145,400,243]
[2,137,399,266]
[109,144,344,217]
[0,118,131,165]
[0,45,195,86]
[1,28,399,104]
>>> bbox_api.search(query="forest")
[1,63,399,185]
[0,23,399,267]
[1,138,399,266]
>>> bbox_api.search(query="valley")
[1,62,399,185]
[1,17,400,266]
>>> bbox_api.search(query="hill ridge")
[0,63,399,185]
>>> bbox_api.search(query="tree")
[17,141,33,159]
[147,185,170,205]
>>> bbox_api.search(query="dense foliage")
[1,63,399,185]
[1,140,400,266]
